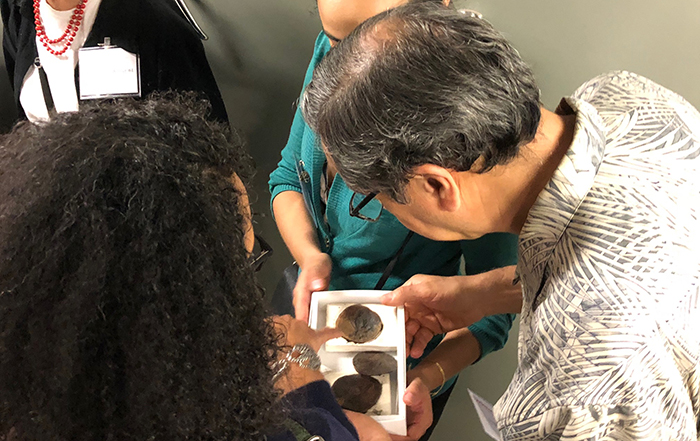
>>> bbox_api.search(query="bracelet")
[272,343,322,383]
[430,361,446,398]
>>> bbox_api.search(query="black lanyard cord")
[374,231,414,290]
[34,57,57,118]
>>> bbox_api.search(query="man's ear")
[413,164,460,212]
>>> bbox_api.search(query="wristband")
[272,343,322,383]
[430,361,446,398]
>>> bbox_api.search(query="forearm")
[407,328,480,391]
[272,191,324,268]
[475,265,522,317]
[464,266,520,359]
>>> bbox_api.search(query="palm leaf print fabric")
[494,71,700,441]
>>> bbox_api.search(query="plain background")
[1,1,699,439]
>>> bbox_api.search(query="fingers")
[294,256,332,323]
[403,378,433,440]
[381,285,414,307]
[383,274,440,306]
[409,327,435,359]
[405,319,421,354]
[307,255,332,290]
[293,286,311,323]
[344,410,392,441]
[404,377,430,408]
[315,326,343,345]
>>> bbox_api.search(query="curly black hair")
[0,94,281,440]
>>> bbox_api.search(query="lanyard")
[294,158,415,289]
[374,231,414,290]
[34,57,57,118]
[295,159,321,230]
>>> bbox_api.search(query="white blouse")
[19,0,102,122]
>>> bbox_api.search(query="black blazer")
[1,0,228,122]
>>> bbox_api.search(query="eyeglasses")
[349,192,382,222]
[249,234,273,272]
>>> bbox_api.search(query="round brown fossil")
[352,351,397,376]
[331,374,382,413]
[335,304,383,343]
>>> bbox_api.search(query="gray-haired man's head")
[302,2,541,203]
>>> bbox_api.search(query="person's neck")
[46,0,81,11]
[470,107,576,236]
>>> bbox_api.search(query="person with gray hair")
[269,1,522,440]
[302,2,700,440]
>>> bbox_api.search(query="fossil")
[335,304,383,344]
[331,374,382,413]
[352,351,397,376]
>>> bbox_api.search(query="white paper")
[79,46,140,99]
[468,389,502,441]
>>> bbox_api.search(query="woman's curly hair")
[0,94,281,440]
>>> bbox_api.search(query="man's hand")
[390,377,433,441]
[382,267,521,358]
[384,274,487,358]
[293,252,332,323]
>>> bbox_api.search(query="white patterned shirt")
[494,71,700,440]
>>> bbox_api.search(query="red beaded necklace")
[33,0,88,56]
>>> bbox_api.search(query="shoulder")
[1,0,20,10]
[572,71,698,116]
[568,71,700,140]
[1,0,24,23]
[298,32,332,107]
[129,0,200,42]
[311,31,332,69]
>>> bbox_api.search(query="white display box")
[309,290,407,436]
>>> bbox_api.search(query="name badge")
[79,40,141,100]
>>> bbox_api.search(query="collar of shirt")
[517,96,607,311]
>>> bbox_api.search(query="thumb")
[404,377,429,407]
[381,285,415,307]
[310,277,328,291]
[307,262,331,291]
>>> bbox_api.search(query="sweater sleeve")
[273,380,359,441]
[268,32,330,208]
[462,233,519,360]
[268,103,306,203]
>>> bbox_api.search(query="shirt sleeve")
[497,351,700,440]
[462,233,519,360]
[268,32,330,209]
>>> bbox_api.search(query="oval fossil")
[331,374,382,413]
[352,351,397,376]
[335,304,383,343]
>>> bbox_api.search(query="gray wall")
[1,1,699,439]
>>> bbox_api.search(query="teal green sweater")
[269,32,518,392]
